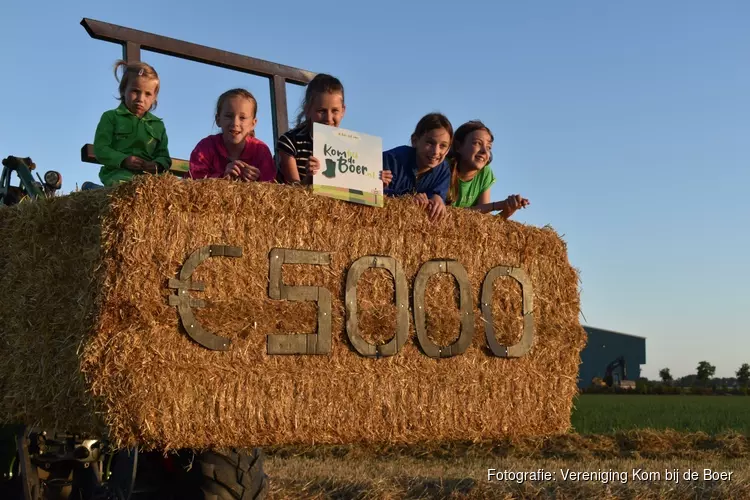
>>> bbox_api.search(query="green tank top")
[452,165,496,208]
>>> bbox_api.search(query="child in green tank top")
[446,121,529,219]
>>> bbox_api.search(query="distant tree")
[736,363,750,387]
[696,361,716,382]
[677,374,698,387]
[659,368,673,383]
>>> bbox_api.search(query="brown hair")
[113,60,160,111]
[295,74,345,127]
[446,120,494,204]
[410,112,454,146]
[214,88,259,137]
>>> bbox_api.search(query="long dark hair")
[446,120,494,204]
[410,112,454,146]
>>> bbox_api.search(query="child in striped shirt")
[276,74,393,188]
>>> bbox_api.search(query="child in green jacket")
[93,60,171,186]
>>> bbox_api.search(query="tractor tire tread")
[198,448,266,500]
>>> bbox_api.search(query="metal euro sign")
[168,245,242,351]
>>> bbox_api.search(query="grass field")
[571,395,750,434]
[264,396,750,498]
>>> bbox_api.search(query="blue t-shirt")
[382,146,451,201]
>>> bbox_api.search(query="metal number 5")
[267,248,332,355]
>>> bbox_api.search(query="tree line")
[651,361,750,389]
[584,362,750,395]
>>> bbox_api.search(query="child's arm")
[422,165,450,201]
[236,142,275,182]
[93,112,129,168]
[256,143,277,183]
[150,127,172,173]
[380,169,393,187]
[382,151,397,197]
[276,134,302,184]
[476,189,492,206]
[467,189,494,214]
[303,157,321,185]
[471,195,530,218]
[277,152,301,183]
[424,166,451,222]
[189,139,217,179]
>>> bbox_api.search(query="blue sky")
[3,1,748,379]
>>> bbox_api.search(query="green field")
[571,394,750,434]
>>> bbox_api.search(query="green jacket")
[93,103,171,186]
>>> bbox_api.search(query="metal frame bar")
[80,18,316,147]
[17,428,40,500]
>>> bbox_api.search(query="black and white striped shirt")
[276,122,312,180]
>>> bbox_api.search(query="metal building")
[578,326,646,389]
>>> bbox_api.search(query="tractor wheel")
[196,448,267,500]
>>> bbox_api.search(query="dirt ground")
[264,432,749,499]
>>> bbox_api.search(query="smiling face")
[307,91,345,127]
[456,129,493,170]
[412,127,452,171]
[216,95,257,146]
[122,76,159,118]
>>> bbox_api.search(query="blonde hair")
[214,88,259,137]
[113,60,160,111]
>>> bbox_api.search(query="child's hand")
[307,157,321,176]
[123,156,145,170]
[413,193,429,209]
[427,194,447,222]
[380,170,393,187]
[237,161,261,182]
[224,161,243,179]
[141,161,160,174]
[303,157,321,185]
[506,194,530,211]
[502,194,530,218]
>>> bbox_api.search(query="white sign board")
[312,123,384,207]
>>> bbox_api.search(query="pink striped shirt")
[189,134,276,182]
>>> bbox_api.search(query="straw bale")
[0,191,109,432]
[0,175,586,450]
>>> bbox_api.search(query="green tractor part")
[0,156,62,207]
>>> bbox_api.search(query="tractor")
[0,156,62,207]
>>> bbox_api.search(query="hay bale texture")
[0,175,586,450]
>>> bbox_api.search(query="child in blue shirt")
[383,113,453,221]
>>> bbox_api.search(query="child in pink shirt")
[189,88,275,182]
